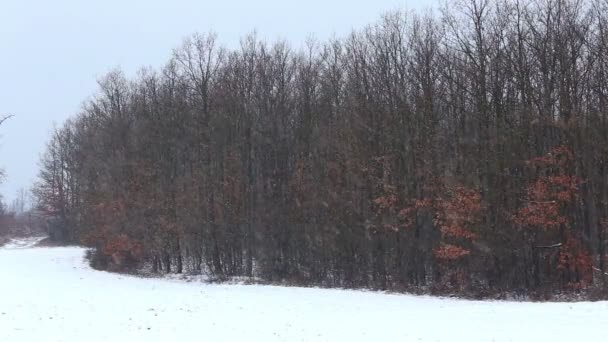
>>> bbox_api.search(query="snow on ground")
[2,236,47,249]
[1,239,607,342]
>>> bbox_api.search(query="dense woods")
[35,0,608,298]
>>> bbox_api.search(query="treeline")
[36,0,608,297]
[0,190,45,238]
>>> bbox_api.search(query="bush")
[85,249,110,271]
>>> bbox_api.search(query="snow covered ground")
[1,238,607,342]
[2,236,47,249]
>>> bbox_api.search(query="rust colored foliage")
[435,187,481,240]
[513,181,567,229]
[528,145,573,167]
[397,199,433,230]
[103,233,143,258]
[80,199,144,266]
[514,146,580,230]
[373,193,399,211]
[81,200,128,246]
[558,234,593,289]
[372,192,400,232]
[433,186,482,261]
[515,146,593,288]
[434,244,471,260]
[374,190,433,232]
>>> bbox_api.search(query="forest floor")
[1,237,607,341]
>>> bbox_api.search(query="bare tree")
[33,1,608,298]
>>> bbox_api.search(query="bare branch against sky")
[0,0,434,201]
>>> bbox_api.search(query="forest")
[34,0,608,298]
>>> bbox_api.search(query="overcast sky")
[0,0,433,203]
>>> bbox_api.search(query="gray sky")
[0,0,432,203]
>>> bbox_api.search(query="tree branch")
[0,114,14,126]
[592,267,608,276]
[534,243,562,248]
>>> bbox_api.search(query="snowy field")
[1,238,607,342]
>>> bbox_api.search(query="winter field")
[1,238,607,342]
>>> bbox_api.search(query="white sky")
[0,0,433,203]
